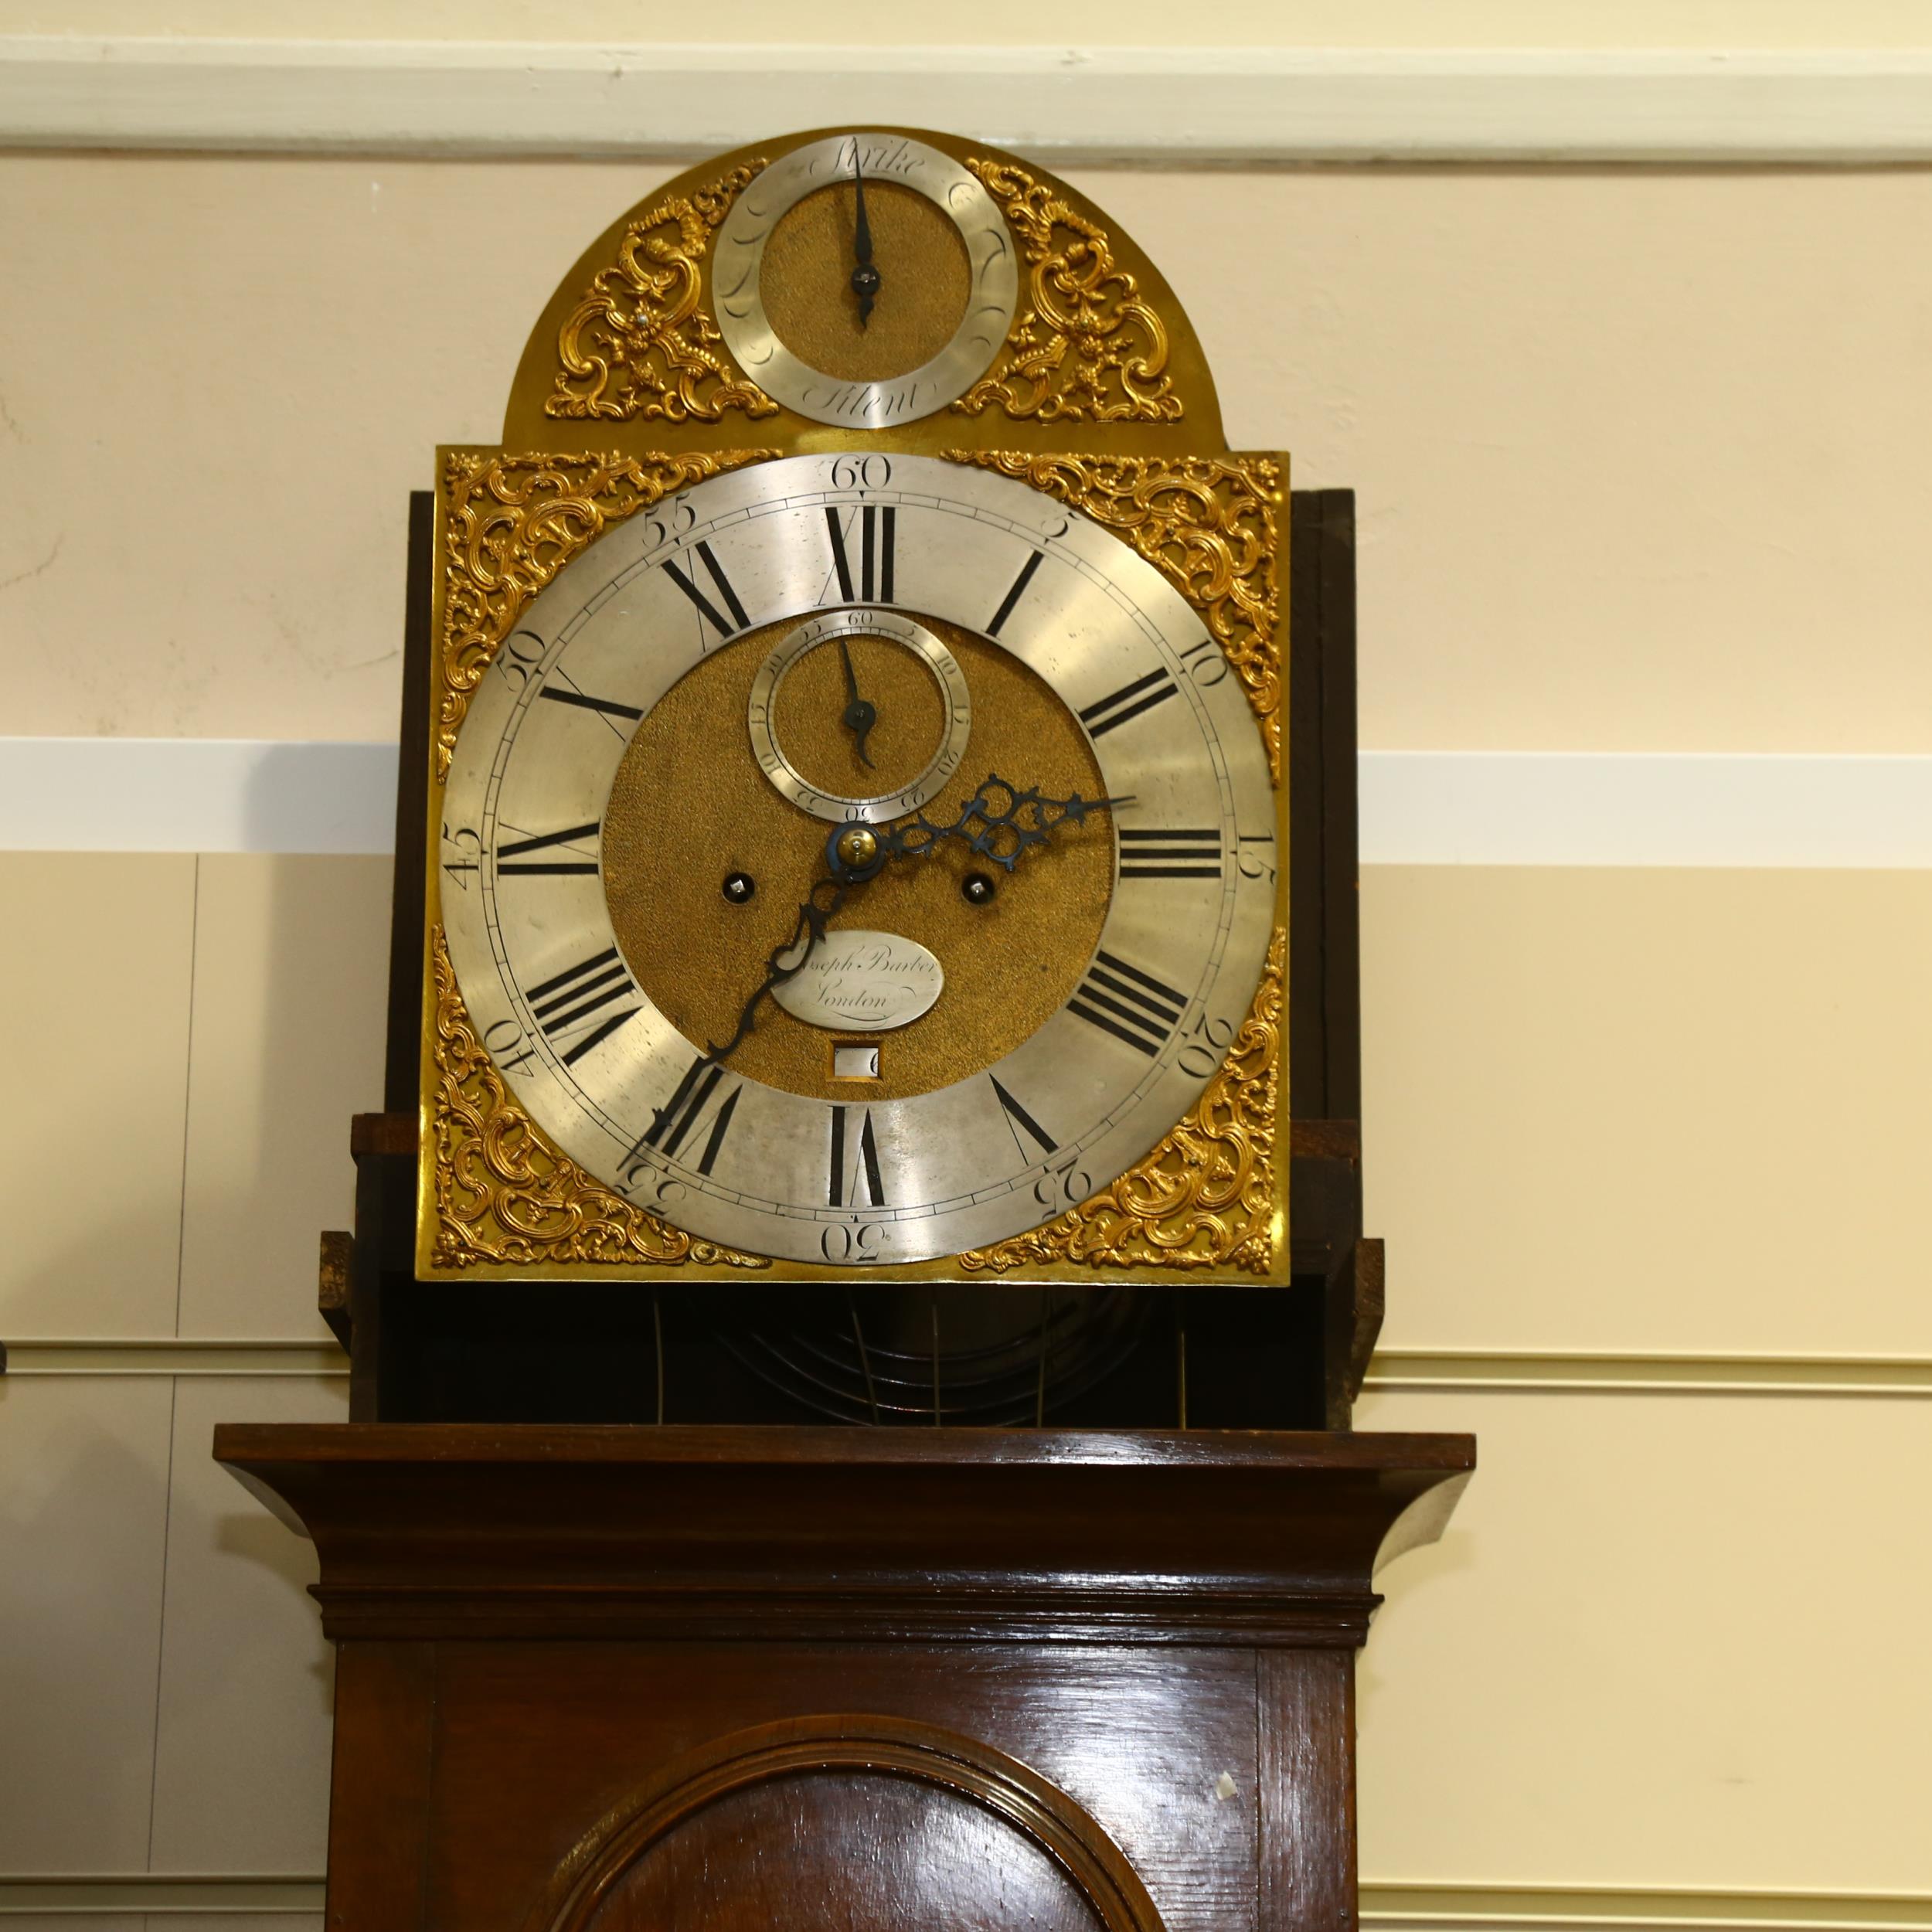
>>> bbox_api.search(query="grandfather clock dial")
[713,133,1019,427]
[439,455,1276,1269]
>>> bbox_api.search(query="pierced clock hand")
[703,777,1131,1069]
[849,149,880,328]
[703,862,855,1069]
[837,638,877,768]
[869,773,1135,875]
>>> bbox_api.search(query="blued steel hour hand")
[849,150,880,327]
[837,638,877,768]
[704,781,1130,1070]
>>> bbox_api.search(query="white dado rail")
[2,1874,1929,1928]
[2,38,1931,163]
[2,740,1930,866]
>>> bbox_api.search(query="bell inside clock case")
[331,129,1378,1430]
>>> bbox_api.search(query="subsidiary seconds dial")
[748,609,972,824]
[437,454,1277,1268]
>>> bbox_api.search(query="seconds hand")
[837,638,877,768]
[849,149,880,328]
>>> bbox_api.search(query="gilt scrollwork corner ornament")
[945,450,1284,781]
[951,158,1183,426]
[437,447,777,782]
[960,930,1284,1277]
[546,162,780,425]
[430,929,768,1274]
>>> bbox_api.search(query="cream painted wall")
[5,156,1931,748]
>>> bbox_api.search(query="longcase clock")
[219,122,1470,1932]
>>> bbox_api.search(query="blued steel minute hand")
[702,775,1132,1069]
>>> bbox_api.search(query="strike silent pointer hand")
[849,150,880,328]
[838,638,877,769]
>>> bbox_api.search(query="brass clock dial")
[713,133,1019,427]
[438,454,1277,1270]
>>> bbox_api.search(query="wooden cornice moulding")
[215,1423,1473,1647]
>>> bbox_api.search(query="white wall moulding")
[8,1339,1931,1397]
[1359,1885,1932,1932]
[1,1339,349,1376]
[0,1877,1925,1925]
[0,738,398,854]
[3,37,1932,164]
[7,740,1932,868]
[0,1874,325,1914]
[1363,1352,1932,1399]
[1356,752,1932,870]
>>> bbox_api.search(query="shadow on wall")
[167,751,401,1353]
[241,741,397,859]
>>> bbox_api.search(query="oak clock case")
[401,123,1326,1416]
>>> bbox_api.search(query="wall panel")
[1362,866,1932,1358]
[0,854,195,1338]
[0,1379,174,1871]
[148,1376,345,1874]
[1356,1386,1932,1893]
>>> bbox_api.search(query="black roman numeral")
[825,505,896,604]
[990,1077,1057,1161]
[495,821,600,876]
[1080,668,1180,740]
[1118,827,1222,879]
[525,946,640,1066]
[663,540,750,640]
[828,1104,886,1207]
[985,550,1044,638]
[639,1056,742,1176]
[1068,951,1186,1058]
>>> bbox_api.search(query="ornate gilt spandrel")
[430,928,768,1274]
[544,162,780,426]
[436,448,777,781]
[953,159,1185,427]
[960,930,1283,1277]
[946,450,1284,781]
